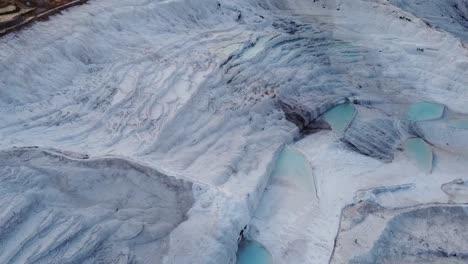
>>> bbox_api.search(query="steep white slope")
[0,0,296,262]
[1,0,468,263]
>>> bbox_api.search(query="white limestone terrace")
[0,0,468,263]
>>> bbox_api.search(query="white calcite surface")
[1,0,468,263]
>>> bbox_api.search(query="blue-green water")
[271,146,316,196]
[404,138,433,173]
[448,119,468,129]
[323,103,356,136]
[236,240,272,264]
[407,102,445,121]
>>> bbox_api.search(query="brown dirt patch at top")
[0,0,87,36]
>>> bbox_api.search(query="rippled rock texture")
[2,0,468,263]
[0,147,194,263]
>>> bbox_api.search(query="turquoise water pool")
[271,146,315,195]
[236,240,272,264]
[404,138,433,173]
[323,103,356,136]
[407,102,445,121]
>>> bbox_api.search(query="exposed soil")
[0,0,87,36]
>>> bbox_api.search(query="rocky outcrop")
[332,201,468,264]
